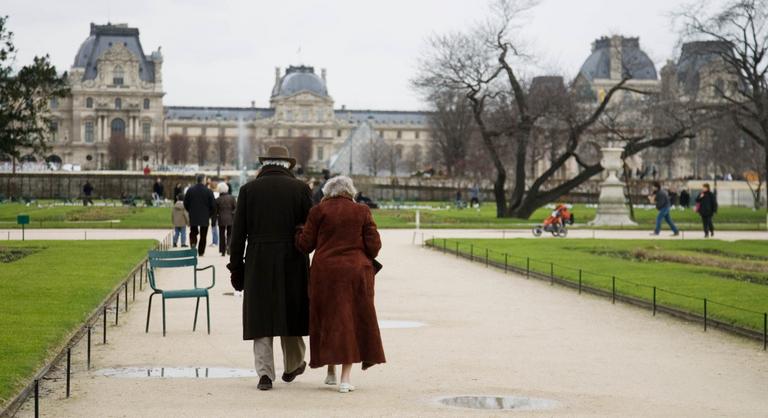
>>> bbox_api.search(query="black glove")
[227,262,244,291]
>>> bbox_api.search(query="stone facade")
[48,23,431,174]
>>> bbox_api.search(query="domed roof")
[675,41,732,96]
[272,65,328,98]
[578,36,657,81]
[72,23,155,82]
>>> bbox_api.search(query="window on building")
[143,98,150,110]
[287,128,293,137]
[316,110,324,121]
[84,121,94,143]
[86,97,93,108]
[110,118,125,138]
[219,127,225,137]
[142,122,151,142]
[397,130,402,139]
[115,98,122,110]
[302,108,310,122]
[182,127,188,136]
[378,130,383,139]
[337,129,342,137]
[318,129,324,138]
[396,145,404,159]
[268,128,273,136]
[113,65,124,86]
[201,126,207,136]
[286,110,293,121]
[50,120,59,141]
[317,146,324,161]
[415,130,420,139]
[50,97,58,109]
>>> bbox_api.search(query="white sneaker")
[339,383,355,393]
[324,374,337,385]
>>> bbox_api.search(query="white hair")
[322,176,358,198]
[217,182,229,194]
[262,160,291,169]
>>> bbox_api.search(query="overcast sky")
[6,0,719,110]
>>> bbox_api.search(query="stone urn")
[590,147,637,226]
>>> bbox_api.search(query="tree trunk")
[507,131,530,214]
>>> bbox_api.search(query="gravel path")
[12,229,768,417]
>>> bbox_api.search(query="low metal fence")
[425,237,767,351]
[0,233,173,418]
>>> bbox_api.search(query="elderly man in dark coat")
[228,146,313,391]
[184,174,215,256]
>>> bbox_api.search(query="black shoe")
[173,244,178,248]
[281,361,306,383]
[257,375,272,390]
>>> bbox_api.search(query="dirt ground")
[9,229,768,417]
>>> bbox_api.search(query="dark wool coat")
[215,193,237,227]
[696,191,718,217]
[229,166,312,340]
[183,183,215,226]
[296,196,385,369]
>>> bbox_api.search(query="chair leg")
[162,297,167,337]
[206,296,211,335]
[193,297,200,331]
[145,292,155,333]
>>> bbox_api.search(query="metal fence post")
[456,242,459,258]
[443,239,447,253]
[504,253,508,273]
[470,244,474,262]
[102,306,107,344]
[550,263,554,285]
[611,276,616,304]
[87,326,91,369]
[764,313,767,351]
[66,347,71,398]
[526,257,530,278]
[115,293,119,325]
[485,248,489,267]
[578,269,582,294]
[34,379,39,418]
[124,283,128,311]
[704,298,708,331]
[132,274,136,301]
[653,287,657,316]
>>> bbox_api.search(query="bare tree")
[107,134,130,170]
[426,90,474,176]
[414,0,695,218]
[195,136,209,166]
[678,0,768,213]
[168,133,189,165]
[216,136,229,168]
[361,135,389,177]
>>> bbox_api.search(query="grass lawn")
[430,238,768,332]
[0,201,765,230]
[0,240,156,405]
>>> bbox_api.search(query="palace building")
[48,23,431,174]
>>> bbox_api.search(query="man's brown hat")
[258,145,296,169]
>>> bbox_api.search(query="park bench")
[146,249,215,336]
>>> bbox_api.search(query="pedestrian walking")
[296,176,385,393]
[215,183,236,256]
[183,174,215,256]
[173,183,183,203]
[679,189,691,208]
[228,145,313,391]
[82,181,94,206]
[695,183,718,238]
[650,181,679,236]
[171,196,189,247]
[152,177,164,205]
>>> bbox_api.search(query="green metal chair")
[146,249,215,336]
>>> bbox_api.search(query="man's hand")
[227,262,244,291]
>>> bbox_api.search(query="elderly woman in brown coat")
[295,176,385,393]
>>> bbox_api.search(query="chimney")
[321,68,327,81]
[275,67,281,84]
[341,104,346,110]
[609,35,623,80]
[251,100,255,108]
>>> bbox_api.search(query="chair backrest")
[147,249,198,290]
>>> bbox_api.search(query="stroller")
[532,204,574,238]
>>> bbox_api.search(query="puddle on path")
[438,395,557,411]
[378,320,426,329]
[95,367,257,379]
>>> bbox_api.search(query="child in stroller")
[532,204,574,237]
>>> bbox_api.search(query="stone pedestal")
[590,147,637,226]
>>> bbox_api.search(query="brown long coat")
[229,166,312,340]
[295,196,385,369]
